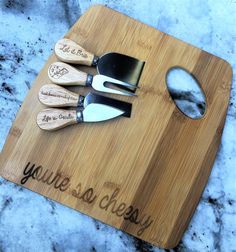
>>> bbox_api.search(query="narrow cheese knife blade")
[38,84,132,118]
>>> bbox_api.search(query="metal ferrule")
[77,95,85,107]
[91,55,99,66]
[76,107,84,123]
[86,74,93,87]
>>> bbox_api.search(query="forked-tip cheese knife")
[48,62,138,96]
[55,38,145,86]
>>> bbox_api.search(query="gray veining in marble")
[0,0,236,251]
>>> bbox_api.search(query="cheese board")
[0,5,232,248]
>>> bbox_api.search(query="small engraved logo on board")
[10,127,22,137]
[137,39,152,50]
[77,28,89,38]
[104,181,120,189]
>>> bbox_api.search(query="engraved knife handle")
[38,84,80,107]
[48,62,89,86]
[37,108,78,131]
[55,38,96,66]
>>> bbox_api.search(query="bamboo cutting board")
[0,5,232,248]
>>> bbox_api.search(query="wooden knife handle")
[37,108,78,131]
[55,38,95,66]
[38,84,79,107]
[48,62,88,86]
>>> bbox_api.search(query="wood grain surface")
[0,5,232,248]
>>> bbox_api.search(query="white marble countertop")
[0,1,235,251]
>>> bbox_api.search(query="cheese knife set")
[0,6,232,249]
[37,38,144,131]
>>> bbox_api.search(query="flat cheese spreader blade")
[54,38,145,86]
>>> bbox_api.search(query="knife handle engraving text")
[48,62,88,86]
[37,108,78,130]
[38,84,79,107]
[55,38,95,66]
[59,44,88,58]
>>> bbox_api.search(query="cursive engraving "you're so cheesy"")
[21,162,154,236]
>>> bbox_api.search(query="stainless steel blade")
[84,92,132,117]
[97,52,145,86]
[92,75,137,96]
[80,103,124,122]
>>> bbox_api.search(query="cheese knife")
[54,38,145,86]
[48,62,138,96]
[37,103,126,131]
[38,84,132,118]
